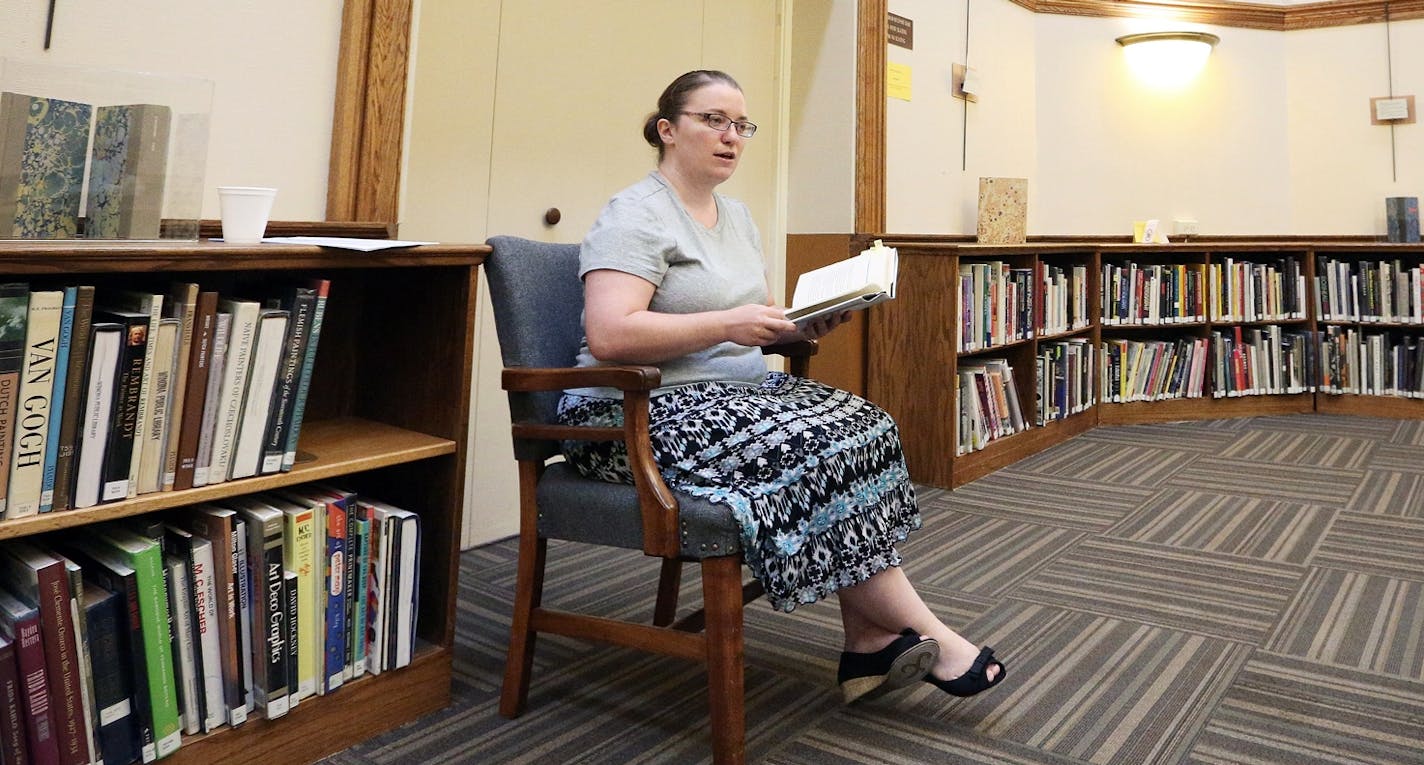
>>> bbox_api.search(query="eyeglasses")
[681,111,758,138]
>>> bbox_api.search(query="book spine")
[263,289,315,473]
[161,284,198,492]
[283,280,329,469]
[31,559,87,765]
[84,590,141,765]
[71,326,120,510]
[246,514,289,719]
[138,319,177,495]
[101,315,147,503]
[127,296,162,499]
[349,514,370,678]
[283,569,299,709]
[192,544,223,731]
[49,285,93,513]
[284,508,317,700]
[12,611,59,765]
[6,290,63,520]
[0,283,30,517]
[212,302,258,484]
[231,310,288,479]
[39,287,76,512]
[234,520,253,719]
[324,497,348,691]
[164,557,200,735]
[173,291,217,491]
[342,502,360,680]
[0,636,28,765]
[192,312,231,488]
[124,543,180,758]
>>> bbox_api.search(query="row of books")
[1206,257,1307,323]
[1036,339,1096,424]
[1040,265,1092,336]
[1100,337,1209,402]
[1207,326,1319,398]
[1100,262,1205,326]
[957,262,1034,351]
[0,487,420,765]
[0,279,329,520]
[1315,257,1424,324]
[1319,327,1424,397]
[956,358,1028,454]
[1,93,172,240]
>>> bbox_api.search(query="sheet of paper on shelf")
[258,236,438,251]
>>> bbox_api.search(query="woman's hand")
[722,304,800,347]
[788,310,851,342]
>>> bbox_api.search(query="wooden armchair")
[483,236,815,765]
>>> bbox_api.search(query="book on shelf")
[50,286,95,514]
[271,494,319,702]
[80,581,143,765]
[138,317,179,495]
[91,309,149,503]
[6,289,63,520]
[232,516,253,719]
[0,632,28,765]
[85,104,171,240]
[0,283,29,516]
[1386,196,1420,243]
[47,549,98,765]
[39,286,77,513]
[284,279,330,470]
[211,299,260,485]
[283,568,299,709]
[262,285,318,474]
[192,310,232,489]
[0,585,53,765]
[172,290,217,490]
[306,485,352,689]
[785,240,898,327]
[228,499,290,719]
[0,541,90,765]
[0,92,92,239]
[162,554,201,736]
[71,324,122,510]
[230,308,289,480]
[360,499,420,672]
[163,283,201,491]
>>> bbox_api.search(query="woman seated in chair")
[559,69,1005,703]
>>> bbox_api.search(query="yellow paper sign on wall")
[887,62,912,101]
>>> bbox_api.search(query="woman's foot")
[837,629,939,704]
[925,644,1006,698]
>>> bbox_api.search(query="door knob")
[544,207,561,226]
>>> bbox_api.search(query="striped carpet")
[322,414,1424,764]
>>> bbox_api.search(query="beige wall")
[1,1,342,221]
[787,0,857,234]
[880,5,1423,236]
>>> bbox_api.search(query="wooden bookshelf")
[0,239,485,765]
[860,238,1424,488]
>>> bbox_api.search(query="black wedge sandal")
[924,645,1007,698]
[837,629,939,704]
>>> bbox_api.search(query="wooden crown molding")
[1006,0,1424,31]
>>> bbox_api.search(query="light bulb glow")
[1117,32,1219,89]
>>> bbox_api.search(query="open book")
[785,239,898,326]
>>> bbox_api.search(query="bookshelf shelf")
[858,239,1424,488]
[0,238,485,764]
[0,417,456,541]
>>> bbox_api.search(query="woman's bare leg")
[837,566,1000,682]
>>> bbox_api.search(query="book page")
[786,241,898,323]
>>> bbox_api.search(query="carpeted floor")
[322,414,1424,764]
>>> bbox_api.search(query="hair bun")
[643,112,663,148]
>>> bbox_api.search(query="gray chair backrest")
[484,236,586,459]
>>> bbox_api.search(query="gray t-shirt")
[570,171,769,397]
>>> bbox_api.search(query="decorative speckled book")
[976,177,1028,245]
[87,104,172,239]
[0,92,92,239]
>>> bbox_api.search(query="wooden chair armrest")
[763,339,819,359]
[502,364,661,392]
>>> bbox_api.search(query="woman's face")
[660,82,748,187]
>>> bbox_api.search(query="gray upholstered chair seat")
[537,462,743,557]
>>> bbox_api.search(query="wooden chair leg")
[653,559,682,626]
[501,463,549,718]
[701,556,746,765]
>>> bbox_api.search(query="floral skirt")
[557,372,921,612]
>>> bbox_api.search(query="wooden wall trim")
[1005,0,1424,31]
[856,0,887,233]
[327,0,413,225]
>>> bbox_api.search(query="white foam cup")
[217,186,278,244]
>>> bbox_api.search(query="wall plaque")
[888,13,913,50]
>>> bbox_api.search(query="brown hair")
[642,70,742,160]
